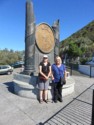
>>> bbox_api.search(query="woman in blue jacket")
[52,56,66,103]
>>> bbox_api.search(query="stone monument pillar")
[34,23,55,74]
[24,0,35,75]
[13,0,75,99]
[52,20,60,58]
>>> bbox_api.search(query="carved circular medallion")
[35,23,55,53]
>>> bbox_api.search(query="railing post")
[90,65,92,78]
[70,64,72,76]
[91,90,94,125]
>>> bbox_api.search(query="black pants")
[53,82,63,101]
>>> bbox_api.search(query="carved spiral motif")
[35,23,55,53]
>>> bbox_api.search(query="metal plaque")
[35,23,55,53]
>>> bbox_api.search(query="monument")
[23,0,59,76]
[34,23,55,74]
[52,20,60,58]
[24,0,36,75]
[13,0,75,99]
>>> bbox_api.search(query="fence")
[91,90,94,125]
[65,63,94,78]
[79,65,94,78]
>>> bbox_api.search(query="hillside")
[60,20,94,64]
[60,20,94,49]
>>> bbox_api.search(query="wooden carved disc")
[35,23,55,53]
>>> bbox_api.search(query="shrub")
[80,58,88,65]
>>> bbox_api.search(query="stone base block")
[13,73,75,99]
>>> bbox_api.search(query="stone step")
[13,73,75,99]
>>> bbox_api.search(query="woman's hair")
[55,56,62,64]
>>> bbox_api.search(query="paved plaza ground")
[0,68,94,125]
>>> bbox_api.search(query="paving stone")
[0,68,94,125]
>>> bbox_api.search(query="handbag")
[60,77,66,85]
[39,76,46,81]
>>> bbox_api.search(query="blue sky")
[0,0,94,51]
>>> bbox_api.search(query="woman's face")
[43,57,48,62]
[56,58,61,65]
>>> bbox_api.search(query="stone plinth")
[13,73,75,99]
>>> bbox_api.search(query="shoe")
[54,100,57,103]
[58,98,63,102]
[39,99,43,104]
[44,100,48,103]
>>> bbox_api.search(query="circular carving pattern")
[35,23,55,53]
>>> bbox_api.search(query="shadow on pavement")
[36,123,43,125]
[3,82,14,94]
[38,83,94,125]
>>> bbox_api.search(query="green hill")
[60,20,94,64]
[60,20,94,48]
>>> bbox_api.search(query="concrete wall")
[78,65,94,77]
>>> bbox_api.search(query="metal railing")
[90,65,94,78]
[91,90,94,125]
[65,63,94,78]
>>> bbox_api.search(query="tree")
[67,41,83,57]
[0,48,24,65]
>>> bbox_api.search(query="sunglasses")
[43,57,48,59]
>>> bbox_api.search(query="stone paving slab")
[43,88,93,125]
[0,69,94,125]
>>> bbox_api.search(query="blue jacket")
[52,64,66,83]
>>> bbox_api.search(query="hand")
[64,77,66,80]
[45,76,49,80]
[52,76,54,80]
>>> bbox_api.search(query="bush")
[0,49,24,65]
[80,58,88,65]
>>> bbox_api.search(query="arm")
[51,72,54,80]
[47,66,52,78]
[64,70,67,80]
[51,65,54,80]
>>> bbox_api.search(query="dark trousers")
[53,82,62,101]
